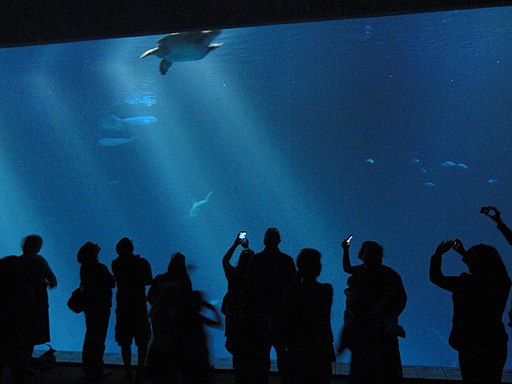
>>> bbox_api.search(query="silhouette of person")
[0,256,34,384]
[77,242,115,382]
[339,238,407,384]
[279,248,335,384]
[482,206,512,326]
[18,235,57,355]
[430,240,511,384]
[147,252,219,384]
[482,206,512,246]
[240,227,296,384]
[112,237,152,383]
[221,232,254,384]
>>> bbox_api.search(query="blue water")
[1,6,512,368]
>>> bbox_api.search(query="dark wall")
[2,0,512,47]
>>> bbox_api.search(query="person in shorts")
[112,238,153,383]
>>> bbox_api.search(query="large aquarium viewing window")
[1,5,512,369]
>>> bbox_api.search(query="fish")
[99,115,158,131]
[98,137,136,147]
[441,161,468,169]
[441,161,457,168]
[423,182,435,187]
[366,158,375,164]
[140,30,223,75]
[488,178,499,185]
[188,191,213,218]
[113,115,158,126]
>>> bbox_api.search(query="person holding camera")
[339,238,407,384]
[481,206,512,246]
[221,232,253,384]
[481,206,512,328]
[242,227,295,384]
[430,239,510,384]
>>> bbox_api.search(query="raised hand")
[341,234,353,250]
[435,240,454,256]
[481,206,501,223]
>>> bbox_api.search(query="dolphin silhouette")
[189,191,213,218]
[140,30,223,75]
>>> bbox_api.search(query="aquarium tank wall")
[1,5,511,369]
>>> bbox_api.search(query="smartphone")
[347,234,354,244]
[238,231,248,248]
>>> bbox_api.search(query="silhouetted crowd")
[1,206,512,384]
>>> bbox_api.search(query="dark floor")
[1,364,467,384]
[1,365,300,384]
[2,349,512,384]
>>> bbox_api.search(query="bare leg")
[121,345,133,382]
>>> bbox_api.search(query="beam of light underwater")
[118,30,350,353]
[181,33,345,246]
[24,48,148,353]
[110,36,226,256]
[113,40,250,357]
[29,67,131,233]
[0,116,46,254]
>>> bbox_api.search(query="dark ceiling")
[2,0,511,47]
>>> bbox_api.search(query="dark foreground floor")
[1,364,461,384]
